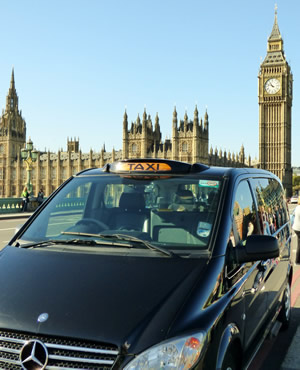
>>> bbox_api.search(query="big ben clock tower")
[258,6,292,196]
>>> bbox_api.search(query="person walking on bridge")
[21,187,30,212]
[292,197,300,264]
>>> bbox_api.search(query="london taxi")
[0,159,292,369]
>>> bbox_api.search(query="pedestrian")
[21,187,30,212]
[37,188,44,206]
[292,197,300,264]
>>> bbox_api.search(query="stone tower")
[172,106,208,163]
[0,69,26,196]
[67,137,79,153]
[258,7,292,196]
[122,106,209,163]
[122,109,161,159]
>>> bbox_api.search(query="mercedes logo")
[37,313,49,323]
[20,340,48,370]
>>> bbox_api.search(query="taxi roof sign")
[107,159,209,174]
[116,162,172,172]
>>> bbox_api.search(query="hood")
[0,246,208,351]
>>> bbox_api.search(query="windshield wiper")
[16,239,71,249]
[16,238,129,249]
[63,231,176,257]
[17,233,176,257]
[97,233,177,257]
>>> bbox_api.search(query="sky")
[0,0,299,165]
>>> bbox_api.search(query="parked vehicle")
[1,159,292,369]
[290,195,298,204]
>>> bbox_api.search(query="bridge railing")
[0,198,24,213]
[0,197,83,214]
[0,197,45,213]
[53,198,86,212]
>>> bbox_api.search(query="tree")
[292,175,300,194]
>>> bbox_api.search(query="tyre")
[278,283,291,330]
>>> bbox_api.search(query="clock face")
[264,78,281,94]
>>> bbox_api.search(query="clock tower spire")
[258,6,292,196]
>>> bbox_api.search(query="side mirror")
[236,234,279,263]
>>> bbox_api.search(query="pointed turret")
[172,107,178,129]
[123,109,128,130]
[240,144,245,164]
[263,5,285,63]
[193,105,199,134]
[153,113,161,143]
[184,111,188,132]
[147,114,153,129]
[204,110,209,130]
[6,67,19,112]
[136,114,141,127]
[10,68,15,90]
[172,107,178,160]
[155,113,160,131]
[268,5,281,42]
[142,108,147,128]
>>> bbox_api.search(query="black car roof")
[75,159,276,181]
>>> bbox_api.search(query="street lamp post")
[21,138,38,195]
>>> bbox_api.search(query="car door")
[250,177,290,314]
[230,179,269,349]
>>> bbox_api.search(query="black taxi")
[1,159,293,369]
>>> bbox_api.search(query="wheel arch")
[216,323,242,369]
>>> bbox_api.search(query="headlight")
[124,332,206,370]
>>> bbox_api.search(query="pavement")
[0,211,33,220]
[280,267,300,370]
[1,212,300,369]
[281,326,300,370]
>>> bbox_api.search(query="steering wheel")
[75,218,109,231]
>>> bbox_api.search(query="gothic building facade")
[122,107,248,167]
[0,71,247,198]
[0,69,27,197]
[258,8,293,196]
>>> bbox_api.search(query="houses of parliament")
[0,9,293,198]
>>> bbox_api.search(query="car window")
[251,178,288,235]
[227,180,259,276]
[232,180,259,243]
[45,182,92,238]
[19,175,223,255]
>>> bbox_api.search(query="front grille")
[0,330,119,369]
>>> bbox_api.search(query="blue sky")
[0,0,299,165]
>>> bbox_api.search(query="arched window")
[132,143,137,153]
[11,168,17,180]
[62,168,67,180]
[182,142,188,152]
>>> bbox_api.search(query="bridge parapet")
[0,198,23,213]
[0,197,42,213]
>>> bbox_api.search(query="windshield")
[18,174,222,255]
